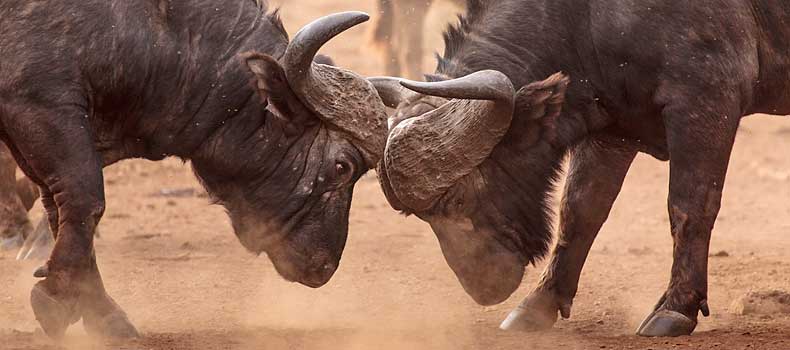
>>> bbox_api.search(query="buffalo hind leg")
[636,97,740,337]
[15,177,55,261]
[16,176,40,211]
[501,138,636,331]
[3,103,138,339]
[0,143,32,250]
[17,216,53,260]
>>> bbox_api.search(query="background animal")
[369,0,465,79]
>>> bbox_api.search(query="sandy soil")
[2,1,790,349]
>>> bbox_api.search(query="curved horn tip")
[337,11,370,22]
[398,79,432,94]
[323,11,370,28]
[293,11,370,39]
[351,11,371,22]
[284,11,372,89]
[398,69,514,102]
[285,11,371,64]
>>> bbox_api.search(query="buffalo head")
[195,12,387,288]
[370,71,569,304]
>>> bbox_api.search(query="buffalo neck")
[434,0,597,258]
[437,0,602,150]
[189,105,310,198]
[151,0,289,160]
[88,0,289,161]
[748,1,790,113]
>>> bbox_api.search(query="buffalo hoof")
[636,309,697,337]
[16,217,53,261]
[499,290,563,332]
[30,283,80,340]
[0,234,23,251]
[84,309,140,339]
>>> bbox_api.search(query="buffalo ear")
[242,51,317,131]
[514,72,569,143]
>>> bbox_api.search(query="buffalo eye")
[333,160,354,184]
[335,162,347,175]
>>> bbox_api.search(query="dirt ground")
[2,1,790,349]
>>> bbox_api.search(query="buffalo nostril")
[298,261,337,288]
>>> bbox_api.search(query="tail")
[368,0,395,49]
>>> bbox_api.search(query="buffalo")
[1,0,387,339]
[372,0,790,337]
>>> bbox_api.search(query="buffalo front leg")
[28,152,137,340]
[501,139,636,331]
[0,143,32,250]
[636,101,740,337]
[3,105,137,339]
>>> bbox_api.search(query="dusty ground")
[2,1,790,349]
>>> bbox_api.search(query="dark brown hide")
[373,0,790,337]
